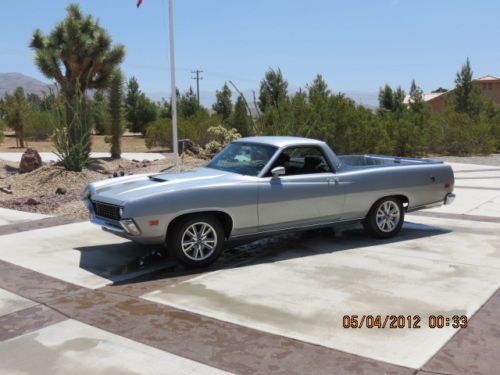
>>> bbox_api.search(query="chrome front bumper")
[90,215,128,237]
[444,192,456,205]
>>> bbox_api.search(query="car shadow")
[74,220,451,286]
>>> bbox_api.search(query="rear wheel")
[167,214,225,268]
[363,197,404,238]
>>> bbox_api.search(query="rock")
[120,171,125,176]
[113,172,118,177]
[55,187,67,195]
[0,186,13,194]
[132,159,139,163]
[178,139,200,155]
[19,148,42,173]
[26,198,40,206]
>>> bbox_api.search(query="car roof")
[234,136,324,148]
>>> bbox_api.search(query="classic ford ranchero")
[83,136,455,267]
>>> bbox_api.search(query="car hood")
[88,167,247,205]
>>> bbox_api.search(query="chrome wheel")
[376,200,401,233]
[181,222,218,261]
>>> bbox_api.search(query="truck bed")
[338,154,442,170]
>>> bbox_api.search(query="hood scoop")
[148,175,168,182]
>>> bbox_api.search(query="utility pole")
[191,69,203,105]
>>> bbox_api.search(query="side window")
[269,146,333,176]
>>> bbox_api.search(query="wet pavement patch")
[141,218,500,369]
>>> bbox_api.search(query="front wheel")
[167,214,225,268]
[363,197,404,238]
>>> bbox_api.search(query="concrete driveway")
[0,162,499,374]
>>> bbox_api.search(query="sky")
[1,0,499,106]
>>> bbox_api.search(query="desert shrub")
[52,94,92,171]
[203,125,241,154]
[144,110,228,150]
[26,110,55,140]
[145,118,171,149]
[179,110,220,146]
[435,112,495,155]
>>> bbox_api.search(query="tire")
[363,197,405,239]
[167,214,225,268]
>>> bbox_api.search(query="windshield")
[206,142,277,176]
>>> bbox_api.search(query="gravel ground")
[0,154,206,220]
[433,153,500,167]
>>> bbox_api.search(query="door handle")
[327,177,339,185]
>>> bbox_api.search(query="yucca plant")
[52,94,92,171]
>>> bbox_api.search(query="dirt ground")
[0,133,170,153]
[0,155,206,220]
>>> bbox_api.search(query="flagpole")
[168,0,179,166]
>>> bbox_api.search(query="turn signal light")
[148,220,159,226]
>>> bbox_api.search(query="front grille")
[93,201,121,220]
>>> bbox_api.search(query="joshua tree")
[108,70,124,159]
[29,3,125,170]
[30,3,125,142]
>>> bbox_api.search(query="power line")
[191,69,203,105]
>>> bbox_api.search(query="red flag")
[136,0,143,7]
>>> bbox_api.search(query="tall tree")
[30,3,125,146]
[229,95,253,136]
[108,70,124,158]
[179,87,200,118]
[453,58,482,118]
[135,95,158,135]
[212,83,233,121]
[308,74,330,104]
[378,84,394,111]
[408,80,425,114]
[258,68,288,112]
[392,86,406,115]
[125,77,140,131]
[124,77,157,134]
[91,90,108,135]
[4,87,28,147]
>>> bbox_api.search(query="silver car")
[83,136,455,268]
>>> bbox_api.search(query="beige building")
[421,75,500,112]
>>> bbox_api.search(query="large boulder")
[19,148,42,173]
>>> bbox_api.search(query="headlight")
[119,207,124,218]
[120,219,141,236]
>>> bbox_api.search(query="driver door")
[258,146,345,232]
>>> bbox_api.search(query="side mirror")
[271,166,285,177]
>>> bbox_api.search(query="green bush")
[144,110,228,150]
[0,119,4,143]
[144,118,171,149]
[436,112,495,155]
[26,110,55,140]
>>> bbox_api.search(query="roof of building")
[475,75,499,81]
[404,91,445,104]
[235,136,323,148]
[404,75,500,104]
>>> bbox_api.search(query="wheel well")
[371,195,409,212]
[167,211,233,239]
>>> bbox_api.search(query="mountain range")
[0,72,55,97]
